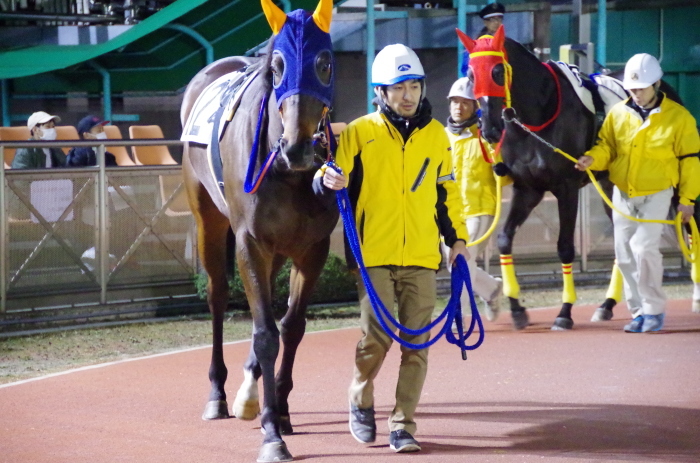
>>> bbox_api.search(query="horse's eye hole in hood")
[491,63,505,87]
[271,51,286,89]
[315,49,332,87]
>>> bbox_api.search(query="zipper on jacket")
[411,157,430,192]
[359,211,366,244]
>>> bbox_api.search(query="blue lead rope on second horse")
[331,163,484,359]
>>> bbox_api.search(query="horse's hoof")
[551,317,574,330]
[280,415,294,435]
[232,397,260,421]
[591,307,614,322]
[692,300,700,314]
[202,400,230,420]
[257,441,293,463]
[511,310,529,330]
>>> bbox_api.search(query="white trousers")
[612,187,673,317]
[443,215,500,307]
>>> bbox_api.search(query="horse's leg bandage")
[605,261,624,302]
[561,263,577,304]
[499,254,520,299]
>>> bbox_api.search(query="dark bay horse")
[458,26,599,331]
[180,1,337,461]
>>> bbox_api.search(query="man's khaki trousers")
[348,265,436,436]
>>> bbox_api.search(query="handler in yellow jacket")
[443,77,503,321]
[319,44,469,453]
[576,53,700,333]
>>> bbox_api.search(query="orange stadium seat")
[55,125,80,155]
[0,126,31,168]
[128,125,177,165]
[103,125,136,166]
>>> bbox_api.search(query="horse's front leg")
[275,238,330,435]
[497,185,545,330]
[236,233,292,463]
[592,175,622,321]
[232,253,287,421]
[551,181,581,330]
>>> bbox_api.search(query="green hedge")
[194,253,357,312]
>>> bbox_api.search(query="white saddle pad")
[552,61,628,116]
[181,69,258,145]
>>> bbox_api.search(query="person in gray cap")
[478,2,505,37]
[11,111,66,169]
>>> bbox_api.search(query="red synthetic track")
[2,300,699,463]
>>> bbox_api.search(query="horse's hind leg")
[592,176,621,321]
[183,169,232,420]
[551,181,581,330]
[232,253,286,421]
[498,185,545,330]
[275,238,330,435]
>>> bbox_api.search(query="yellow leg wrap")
[561,263,577,304]
[605,261,624,301]
[692,261,699,284]
[500,254,520,299]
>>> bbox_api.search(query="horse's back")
[180,56,259,127]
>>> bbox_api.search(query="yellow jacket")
[587,95,700,205]
[446,124,499,218]
[335,111,468,270]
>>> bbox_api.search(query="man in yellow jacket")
[320,44,469,453]
[444,77,503,321]
[576,53,700,333]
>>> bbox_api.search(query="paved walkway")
[2,300,699,463]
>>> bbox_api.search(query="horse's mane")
[251,35,276,96]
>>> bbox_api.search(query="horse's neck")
[507,42,559,126]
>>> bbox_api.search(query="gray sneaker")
[484,277,502,322]
[349,405,376,443]
[641,313,665,332]
[623,315,644,333]
[389,429,421,453]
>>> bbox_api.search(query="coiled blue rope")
[331,162,484,359]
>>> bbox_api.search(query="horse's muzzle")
[279,138,315,171]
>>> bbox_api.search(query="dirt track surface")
[2,300,699,463]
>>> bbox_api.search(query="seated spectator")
[66,115,118,167]
[11,111,66,169]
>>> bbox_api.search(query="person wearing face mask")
[11,111,67,169]
[443,77,505,322]
[576,53,700,333]
[66,115,118,167]
[318,44,469,453]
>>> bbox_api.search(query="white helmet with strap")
[623,53,663,90]
[447,77,475,100]
[371,44,425,86]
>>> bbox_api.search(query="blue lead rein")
[331,163,484,360]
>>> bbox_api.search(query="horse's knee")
[280,316,306,342]
[253,329,281,364]
[557,243,575,264]
[497,232,513,255]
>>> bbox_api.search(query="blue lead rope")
[333,165,484,359]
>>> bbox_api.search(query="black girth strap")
[209,66,253,192]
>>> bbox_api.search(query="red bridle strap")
[521,62,561,132]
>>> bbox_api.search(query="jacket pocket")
[359,210,366,244]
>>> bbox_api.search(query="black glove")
[493,162,510,177]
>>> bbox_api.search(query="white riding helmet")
[623,53,663,90]
[371,44,425,86]
[447,77,475,100]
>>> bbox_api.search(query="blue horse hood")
[272,9,334,108]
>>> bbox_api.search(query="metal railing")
[1,139,196,323]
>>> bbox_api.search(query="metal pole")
[597,0,606,67]
[97,143,108,304]
[366,0,376,115]
[90,61,112,123]
[0,146,6,312]
[457,0,467,78]
[164,24,214,65]
[1,79,10,127]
